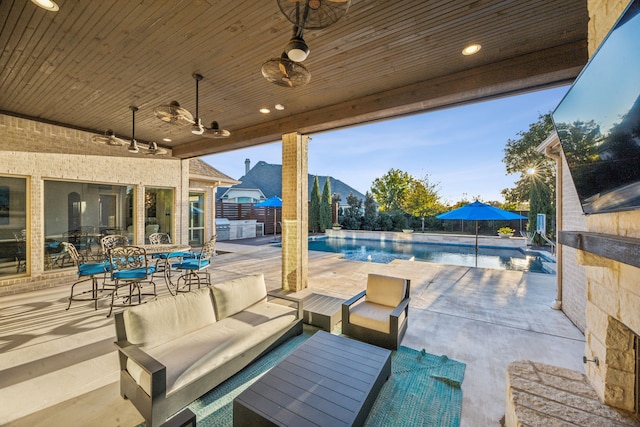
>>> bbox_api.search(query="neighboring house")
[217,160,367,207]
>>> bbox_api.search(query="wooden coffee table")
[233,331,391,426]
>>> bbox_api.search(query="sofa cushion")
[211,274,267,319]
[122,288,216,348]
[349,300,406,334]
[127,300,297,396]
[365,274,407,307]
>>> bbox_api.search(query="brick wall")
[0,114,187,294]
[561,156,588,332]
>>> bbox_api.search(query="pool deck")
[0,239,584,426]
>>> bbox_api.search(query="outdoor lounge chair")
[341,273,410,350]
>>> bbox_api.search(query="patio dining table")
[137,243,191,295]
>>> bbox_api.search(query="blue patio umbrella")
[255,196,282,238]
[436,201,526,255]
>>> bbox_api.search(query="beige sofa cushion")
[123,288,216,348]
[211,273,267,319]
[349,300,406,334]
[365,274,407,307]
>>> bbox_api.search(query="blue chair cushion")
[171,259,210,270]
[113,266,155,280]
[152,251,189,260]
[78,263,109,276]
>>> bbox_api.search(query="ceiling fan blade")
[262,56,310,87]
[92,131,126,146]
[154,101,194,126]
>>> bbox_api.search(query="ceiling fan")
[92,130,127,146]
[153,100,194,126]
[262,0,350,87]
[190,73,231,138]
[262,52,311,87]
[154,73,230,138]
[277,0,351,30]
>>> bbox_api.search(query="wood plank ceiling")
[0,0,588,159]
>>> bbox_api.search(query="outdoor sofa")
[113,273,303,426]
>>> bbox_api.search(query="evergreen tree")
[363,192,377,230]
[342,192,363,230]
[320,178,332,232]
[309,176,321,233]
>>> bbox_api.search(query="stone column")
[281,132,308,292]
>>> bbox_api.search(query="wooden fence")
[216,203,281,236]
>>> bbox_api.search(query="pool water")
[307,237,554,273]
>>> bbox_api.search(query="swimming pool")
[306,237,554,273]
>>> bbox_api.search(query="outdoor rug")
[140,331,466,427]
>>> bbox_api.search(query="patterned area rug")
[142,331,466,427]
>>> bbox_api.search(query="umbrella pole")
[475,220,478,268]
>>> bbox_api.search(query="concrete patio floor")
[0,241,585,426]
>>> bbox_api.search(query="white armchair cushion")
[365,274,407,307]
[211,273,268,319]
[349,300,406,334]
[123,288,216,348]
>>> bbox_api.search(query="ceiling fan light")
[128,140,139,153]
[31,0,59,12]
[191,118,205,135]
[285,36,310,62]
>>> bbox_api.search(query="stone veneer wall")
[579,0,640,412]
[0,114,188,294]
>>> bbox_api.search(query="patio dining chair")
[170,236,216,293]
[107,245,156,317]
[62,242,110,310]
[100,234,129,260]
[342,273,410,350]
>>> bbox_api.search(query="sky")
[203,85,570,204]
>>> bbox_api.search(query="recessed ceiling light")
[259,108,271,114]
[462,44,481,56]
[31,0,59,11]
[162,138,172,142]
[275,104,285,111]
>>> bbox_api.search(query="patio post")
[281,132,309,292]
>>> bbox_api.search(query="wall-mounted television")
[552,0,640,215]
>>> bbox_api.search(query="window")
[0,176,27,277]
[144,187,174,243]
[43,181,133,269]
[189,192,205,245]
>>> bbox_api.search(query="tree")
[371,168,411,212]
[320,178,332,232]
[402,174,441,232]
[309,176,321,233]
[342,192,362,230]
[501,113,556,204]
[362,192,377,230]
[502,112,557,243]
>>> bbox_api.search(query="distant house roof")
[189,158,239,186]
[215,160,366,202]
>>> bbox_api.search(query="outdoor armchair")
[342,273,410,350]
